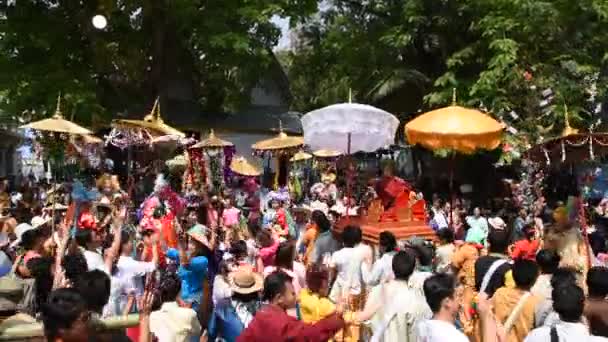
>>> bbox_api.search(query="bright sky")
[272,16,292,51]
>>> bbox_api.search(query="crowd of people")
[0,171,607,342]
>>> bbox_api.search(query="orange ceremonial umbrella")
[405,94,504,153]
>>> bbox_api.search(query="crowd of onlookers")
[0,176,607,342]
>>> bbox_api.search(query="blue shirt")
[166,248,208,303]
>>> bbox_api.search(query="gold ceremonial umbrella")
[113,98,185,137]
[290,150,312,162]
[405,92,504,154]
[166,154,188,169]
[313,149,342,158]
[230,156,261,177]
[190,129,233,149]
[252,122,303,153]
[75,134,103,145]
[20,95,92,135]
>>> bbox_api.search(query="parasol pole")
[346,132,352,223]
[449,88,457,229]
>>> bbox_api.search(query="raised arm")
[104,206,125,272]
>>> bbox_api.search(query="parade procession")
[1,1,608,342]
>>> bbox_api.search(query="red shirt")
[237,305,344,342]
[510,239,540,261]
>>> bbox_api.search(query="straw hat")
[11,223,35,248]
[488,217,506,230]
[31,216,50,229]
[44,203,68,211]
[229,268,263,294]
[187,224,208,245]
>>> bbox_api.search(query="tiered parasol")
[251,122,304,155]
[21,95,92,135]
[526,106,608,165]
[166,154,188,169]
[113,98,185,138]
[188,130,235,191]
[290,151,312,162]
[230,156,262,177]
[20,95,95,229]
[190,129,234,150]
[301,103,399,154]
[313,149,343,158]
[252,121,303,188]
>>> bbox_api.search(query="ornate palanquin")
[335,193,435,244]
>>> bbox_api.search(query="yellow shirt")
[299,289,335,323]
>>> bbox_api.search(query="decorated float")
[302,102,434,244]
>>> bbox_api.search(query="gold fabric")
[405,105,504,153]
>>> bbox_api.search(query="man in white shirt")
[359,251,432,342]
[417,273,468,342]
[329,225,370,302]
[525,284,608,341]
[150,273,201,342]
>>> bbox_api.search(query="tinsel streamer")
[590,137,595,160]
[224,146,236,183]
[274,157,280,190]
[561,141,566,162]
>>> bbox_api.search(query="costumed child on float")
[139,174,186,252]
[262,188,294,240]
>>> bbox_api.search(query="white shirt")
[83,250,108,273]
[366,280,432,342]
[329,244,370,300]
[362,251,395,287]
[150,302,201,342]
[116,256,156,294]
[435,244,455,273]
[531,274,552,300]
[525,322,608,342]
[416,319,469,342]
[103,256,156,317]
[212,275,232,305]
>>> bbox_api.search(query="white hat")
[488,217,506,230]
[31,216,50,229]
[11,223,35,248]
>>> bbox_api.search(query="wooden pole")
[0,314,140,340]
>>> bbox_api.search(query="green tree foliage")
[0,0,317,126]
[288,0,608,141]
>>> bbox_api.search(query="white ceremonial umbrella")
[301,103,399,154]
